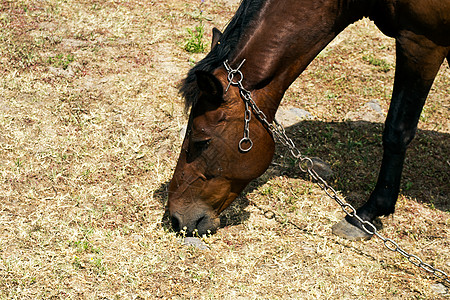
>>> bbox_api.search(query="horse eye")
[186,139,211,162]
[193,139,211,152]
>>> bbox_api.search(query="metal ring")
[238,137,253,152]
[299,157,314,172]
[227,70,243,87]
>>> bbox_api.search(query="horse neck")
[226,0,372,119]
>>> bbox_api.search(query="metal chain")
[239,100,253,152]
[223,59,450,284]
[224,59,253,152]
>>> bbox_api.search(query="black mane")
[179,0,266,111]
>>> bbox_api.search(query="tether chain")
[223,59,450,284]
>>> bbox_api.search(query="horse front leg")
[333,31,448,240]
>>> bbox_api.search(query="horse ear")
[195,70,223,100]
[211,27,223,50]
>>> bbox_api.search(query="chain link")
[223,59,450,284]
[239,100,253,152]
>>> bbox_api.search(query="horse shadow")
[156,119,449,230]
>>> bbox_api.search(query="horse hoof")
[332,218,374,241]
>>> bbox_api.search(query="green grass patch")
[184,24,206,53]
[363,54,391,72]
[47,53,75,69]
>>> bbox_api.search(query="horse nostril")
[171,215,181,232]
[195,215,206,229]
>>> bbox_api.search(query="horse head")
[167,61,275,235]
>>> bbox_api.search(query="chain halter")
[223,59,450,284]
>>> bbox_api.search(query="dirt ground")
[0,0,449,299]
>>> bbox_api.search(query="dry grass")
[0,0,448,299]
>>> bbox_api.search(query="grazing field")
[0,0,449,299]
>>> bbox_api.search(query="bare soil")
[0,0,449,299]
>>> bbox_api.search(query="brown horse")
[167,0,450,239]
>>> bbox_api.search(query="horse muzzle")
[169,207,220,236]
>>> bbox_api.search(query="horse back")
[374,0,450,46]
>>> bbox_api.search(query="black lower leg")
[346,36,446,228]
[346,148,405,226]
